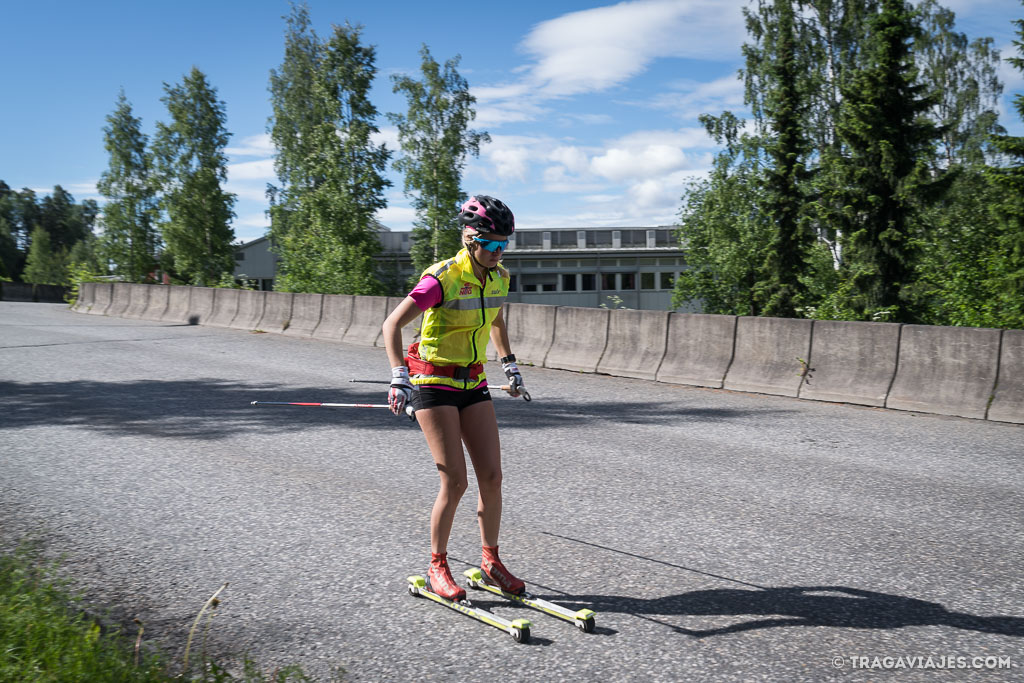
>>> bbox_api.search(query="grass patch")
[0,544,337,681]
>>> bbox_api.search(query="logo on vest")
[459,283,473,296]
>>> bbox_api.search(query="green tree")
[0,182,20,279]
[268,4,391,294]
[389,44,489,276]
[827,0,947,322]
[38,185,88,254]
[984,2,1024,328]
[744,0,815,316]
[916,0,1004,168]
[152,67,237,286]
[673,112,772,315]
[97,91,160,282]
[22,227,66,285]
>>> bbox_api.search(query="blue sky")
[2,0,1022,244]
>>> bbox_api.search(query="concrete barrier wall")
[723,317,813,397]
[231,290,267,330]
[657,313,737,388]
[141,285,170,321]
[283,293,322,337]
[799,320,901,407]
[106,283,132,317]
[545,306,609,373]
[73,282,96,312]
[343,295,388,347]
[88,283,114,315]
[186,287,216,325]
[989,330,1023,424]
[206,288,240,327]
[312,294,353,341]
[597,309,670,381]
[257,291,295,334]
[887,325,1002,420]
[505,303,556,366]
[66,283,1024,423]
[121,284,151,319]
[161,286,191,323]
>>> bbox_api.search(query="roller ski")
[406,552,531,643]
[464,546,596,633]
[406,577,532,643]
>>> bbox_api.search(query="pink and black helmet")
[458,195,515,237]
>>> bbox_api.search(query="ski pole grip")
[405,404,416,421]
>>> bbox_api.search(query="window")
[522,283,538,292]
[509,274,518,292]
[621,273,636,290]
[640,272,656,290]
[660,272,676,289]
[581,274,596,291]
[562,274,578,291]
[542,283,557,292]
[601,273,617,290]
[235,252,245,261]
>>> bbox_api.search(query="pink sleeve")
[408,275,443,311]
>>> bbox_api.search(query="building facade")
[236,226,692,311]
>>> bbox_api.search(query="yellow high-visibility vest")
[413,248,509,390]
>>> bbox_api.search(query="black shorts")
[413,384,492,411]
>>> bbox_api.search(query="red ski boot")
[427,552,466,601]
[481,545,525,595]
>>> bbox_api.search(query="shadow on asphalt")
[550,585,1024,639]
[0,378,792,440]
[535,533,1024,639]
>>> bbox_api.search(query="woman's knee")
[438,470,469,500]
[476,466,503,492]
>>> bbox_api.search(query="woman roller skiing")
[381,195,527,602]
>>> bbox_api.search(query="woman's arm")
[489,306,513,360]
[382,296,424,368]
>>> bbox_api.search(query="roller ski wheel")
[463,568,597,633]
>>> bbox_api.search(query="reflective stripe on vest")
[414,248,509,390]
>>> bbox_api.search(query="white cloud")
[227,159,275,182]
[476,0,746,126]
[547,145,591,174]
[644,73,746,119]
[226,134,274,157]
[587,127,714,181]
[376,205,417,231]
[522,0,746,98]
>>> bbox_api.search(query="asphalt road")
[1,301,1022,682]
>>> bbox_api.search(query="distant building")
[232,236,278,291]
[235,226,693,311]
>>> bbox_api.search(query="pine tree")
[389,45,489,276]
[268,4,391,294]
[152,67,237,285]
[985,1,1024,328]
[23,227,66,285]
[748,0,814,317]
[830,0,946,322]
[97,91,160,282]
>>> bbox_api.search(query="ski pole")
[350,378,530,401]
[250,400,416,420]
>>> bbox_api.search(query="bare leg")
[460,399,503,547]
[417,405,468,554]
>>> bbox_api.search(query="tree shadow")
[0,378,419,440]
[493,395,796,429]
[531,534,1024,639]
[549,585,1024,639]
[0,378,794,441]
